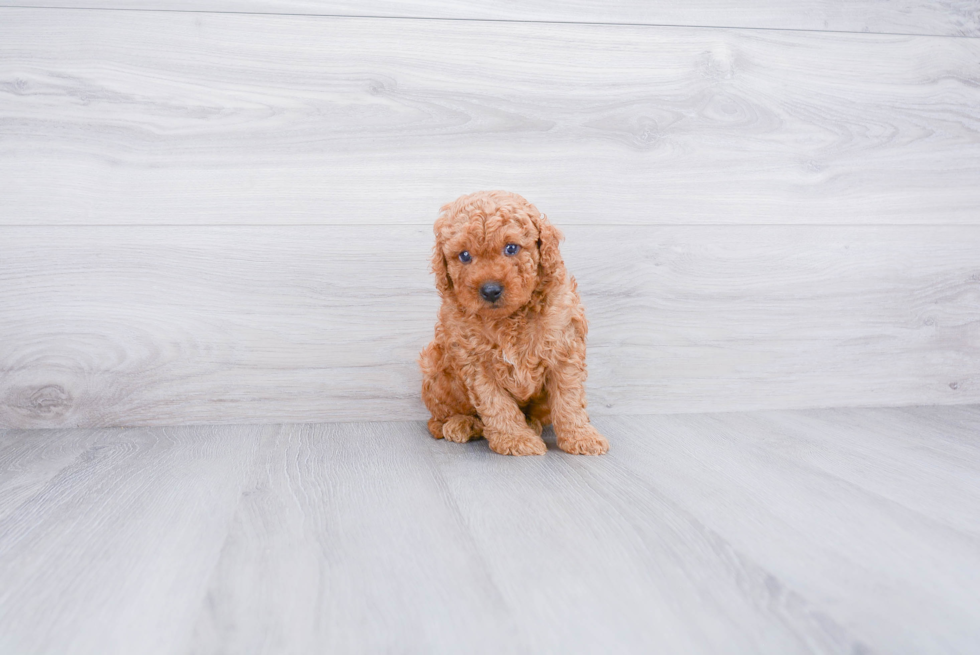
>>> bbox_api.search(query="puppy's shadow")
[540,424,557,450]
[419,422,559,457]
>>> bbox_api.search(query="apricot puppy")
[419,190,609,456]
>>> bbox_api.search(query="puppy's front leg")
[546,364,609,455]
[469,375,547,456]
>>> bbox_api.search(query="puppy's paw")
[488,430,547,456]
[427,419,444,440]
[527,417,544,437]
[557,424,609,455]
[442,415,484,443]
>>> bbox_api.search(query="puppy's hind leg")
[420,340,481,442]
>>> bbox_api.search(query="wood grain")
[426,421,866,653]
[1,225,977,428]
[1,1,978,37]
[0,424,269,655]
[2,9,979,227]
[1,406,978,653]
[599,408,980,652]
[748,406,980,537]
[189,422,519,654]
[0,428,108,523]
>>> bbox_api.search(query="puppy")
[419,190,609,456]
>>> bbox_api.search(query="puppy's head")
[431,190,565,318]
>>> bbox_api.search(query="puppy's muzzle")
[479,281,504,303]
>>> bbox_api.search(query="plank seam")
[1,4,977,40]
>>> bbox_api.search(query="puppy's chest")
[486,340,547,402]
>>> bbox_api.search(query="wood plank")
[0,424,268,655]
[594,408,980,653]
[1,1,977,37]
[188,422,523,654]
[1,224,977,428]
[0,428,108,522]
[3,9,980,227]
[745,406,980,537]
[423,421,866,653]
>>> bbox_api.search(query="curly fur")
[419,190,609,456]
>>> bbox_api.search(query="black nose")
[480,281,503,302]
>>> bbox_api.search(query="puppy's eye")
[503,243,520,256]
[458,251,472,263]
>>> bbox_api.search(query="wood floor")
[1,405,978,654]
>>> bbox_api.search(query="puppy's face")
[439,211,539,318]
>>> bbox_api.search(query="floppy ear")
[431,218,454,300]
[533,212,566,298]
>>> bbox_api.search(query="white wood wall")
[1,4,978,428]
